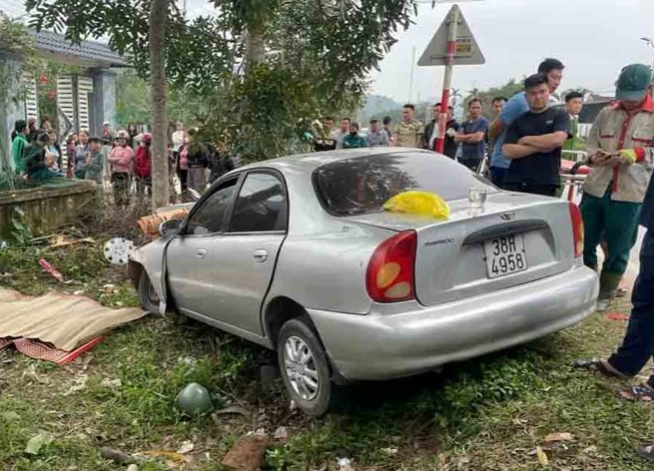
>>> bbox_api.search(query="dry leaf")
[536,447,549,466]
[176,440,194,454]
[545,432,574,442]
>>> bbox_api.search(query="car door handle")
[252,250,268,263]
[196,249,207,259]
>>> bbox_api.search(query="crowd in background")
[9,118,235,205]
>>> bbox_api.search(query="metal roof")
[30,30,129,68]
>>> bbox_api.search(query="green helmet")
[176,382,213,416]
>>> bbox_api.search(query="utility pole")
[434,6,459,154]
[408,46,416,103]
[641,37,654,72]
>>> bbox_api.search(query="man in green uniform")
[581,64,654,305]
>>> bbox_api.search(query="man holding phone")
[581,64,654,306]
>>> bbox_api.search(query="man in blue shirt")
[455,98,489,172]
[488,58,565,188]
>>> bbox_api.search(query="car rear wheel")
[138,271,160,314]
[277,317,332,417]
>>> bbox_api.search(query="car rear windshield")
[313,152,494,216]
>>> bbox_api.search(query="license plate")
[483,234,528,279]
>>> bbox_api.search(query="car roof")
[236,148,435,175]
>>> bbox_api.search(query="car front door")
[213,171,288,335]
[166,176,240,317]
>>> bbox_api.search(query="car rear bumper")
[307,266,598,381]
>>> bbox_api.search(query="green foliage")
[9,208,32,244]
[464,78,525,119]
[26,0,418,162]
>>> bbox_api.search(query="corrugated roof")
[30,29,128,67]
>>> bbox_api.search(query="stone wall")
[0,182,101,241]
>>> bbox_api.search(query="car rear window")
[313,152,494,216]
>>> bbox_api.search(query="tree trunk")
[245,26,265,74]
[149,0,169,208]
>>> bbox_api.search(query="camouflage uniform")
[395,119,424,148]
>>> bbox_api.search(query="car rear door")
[212,170,288,335]
[166,176,240,316]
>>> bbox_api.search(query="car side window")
[229,173,287,233]
[186,179,238,236]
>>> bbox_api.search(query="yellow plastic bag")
[383,191,450,219]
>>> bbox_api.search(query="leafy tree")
[26,0,419,197]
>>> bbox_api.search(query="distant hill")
[362,94,402,121]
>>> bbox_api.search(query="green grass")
[1,242,653,470]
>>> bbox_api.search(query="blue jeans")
[608,228,654,386]
[490,167,507,188]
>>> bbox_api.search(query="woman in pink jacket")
[108,130,134,207]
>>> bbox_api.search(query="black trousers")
[608,228,654,385]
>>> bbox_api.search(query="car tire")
[277,316,332,417]
[138,270,160,314]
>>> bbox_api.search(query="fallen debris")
[25,432,54,455]
[214,405,253,419]
[103,238,135,265]
[39,258,64,283]
[100,446,136,464]
[544,432,574,442]
[605,312,630,322]
[273,426,289,443]
[536,447,549,466]
[177,440,195,454]
[222,433,269,471]
[176,382,214,416]
[63,374,89,396]
[338,457,355,471]
[100,378,122,389]
[0,287,145,363]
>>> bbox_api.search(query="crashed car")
[129,148,599,416]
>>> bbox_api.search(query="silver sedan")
[129,148,598,416]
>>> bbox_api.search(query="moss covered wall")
[0,182,100,240]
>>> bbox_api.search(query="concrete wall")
[0,183,101,241]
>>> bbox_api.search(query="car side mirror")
[159,219,181,237]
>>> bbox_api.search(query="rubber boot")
[597,271,623,311]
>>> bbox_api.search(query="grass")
[1,241,653,470]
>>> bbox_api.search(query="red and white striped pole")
[434,5,460,154]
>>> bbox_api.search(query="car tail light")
[366,231,417,303]
[568,202,584,258]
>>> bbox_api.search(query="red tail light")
[568,202,584,258]
[366,231,417,303]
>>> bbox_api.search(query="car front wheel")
[138,270,160,314]
[277,317,332,417]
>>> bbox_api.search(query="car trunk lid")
[344,193,576,306]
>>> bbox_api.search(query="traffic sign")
[418,5,485,67]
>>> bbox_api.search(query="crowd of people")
[9,119,234,205]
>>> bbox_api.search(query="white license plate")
[483,234,528,279]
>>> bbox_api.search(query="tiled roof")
[30,29,128,67]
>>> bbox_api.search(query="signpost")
[418,4,485,153]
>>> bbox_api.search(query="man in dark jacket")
[423,103,459,159]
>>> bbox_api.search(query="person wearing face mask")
[108,130,135,206]
[341,122,368,149]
